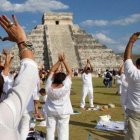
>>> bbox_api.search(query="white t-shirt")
[45,73,73,116]
[124,59,140,111]
[120,73,128,106]
[82,73,93,87]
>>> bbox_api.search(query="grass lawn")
[37,77,125,140]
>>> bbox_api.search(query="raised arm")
[2,49,13,76]
[83,60,89,72]
[61,53,72,78]
[49,55,62,73]
[124,32,140,61]
[59,62,65,72]
[0,15,33,60]
[87,59,93,71]
[0,15,38,129]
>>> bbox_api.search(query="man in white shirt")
[124,32,140,140]
[80,59,94,109]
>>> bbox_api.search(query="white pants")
[18,111,32,140]
[80,86,94,108]
[46,115,70,140]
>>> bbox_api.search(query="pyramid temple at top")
[11,12,122,71]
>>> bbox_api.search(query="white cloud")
[114,44,126,52]
[81,13,140,27]
[94,33,116,44]
[111,13,140,26]
[0,0,69,13]
[81,19,108,27]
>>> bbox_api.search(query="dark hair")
[0,74,4,97]
[39,88,46,94]
[86,67,91,71]
[53,72,66,84]
[136,58,140,67]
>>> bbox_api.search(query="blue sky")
[0,0,140,54]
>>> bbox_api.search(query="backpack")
[105,72,112,80]
[26,131,45,140]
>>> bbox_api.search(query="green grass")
[37,77,125,140]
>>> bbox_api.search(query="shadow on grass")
[93,102,122,108]
[72,105,81,109]
[70,120,124,140]
[86,128,124,140]
[93,102,109,106]
[70,120,96,128]
[95,92,117,96]
[70,89,77,95]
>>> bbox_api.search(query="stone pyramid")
[11,12,122,71]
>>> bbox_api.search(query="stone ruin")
[10,12,122,72]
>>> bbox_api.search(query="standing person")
[118,64,128,113]
[0,15,38,140]
[45,53,73,140]
[123,32,140,140]
[0,49,40,140]
[115,71,122,95]
[103,69,112,88]
[80,59,94,109]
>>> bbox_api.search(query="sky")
[0,0,140,54]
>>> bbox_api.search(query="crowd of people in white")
[0,15,140,140]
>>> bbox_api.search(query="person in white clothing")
[115,72,122,95]
[0,15,38,140]
[45,53,73,140]
[0,49,40,140]
[80,59,94,109]
[123,32,140,140]
[119,65,128,113]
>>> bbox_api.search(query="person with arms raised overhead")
[123,32,140,140]
[45,53,73,140]
[80,59,94,109]
[0,15,38,140]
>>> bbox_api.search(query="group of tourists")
[0,14,140,140]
